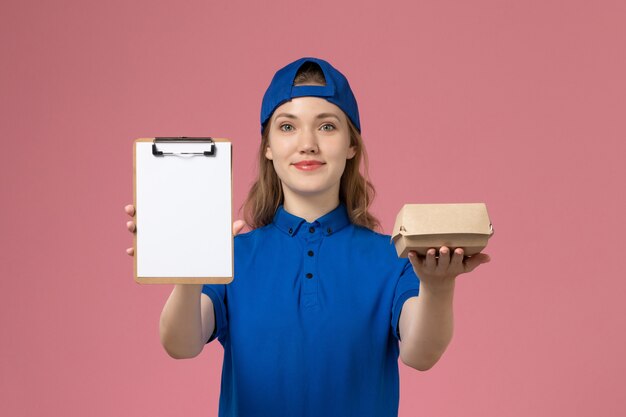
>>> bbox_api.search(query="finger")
[124,204,135,217]
[408,250,422,268]
[126,247,134,256]
[437,246,450,271]
[451,248,464,270]
[232,219,245,235]
[463,253,490,273]
[126,221,136,233]
[424,248,437,269]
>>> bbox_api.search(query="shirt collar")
[272,203,351,237]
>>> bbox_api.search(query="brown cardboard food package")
[391,203,494,257]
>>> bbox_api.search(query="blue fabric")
[260,57,362,133]
[202,203,420,417]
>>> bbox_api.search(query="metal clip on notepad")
[152,137,216,157]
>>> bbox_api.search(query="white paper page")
[136,141,232,278]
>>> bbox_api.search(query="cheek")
[336,158,349,175]
[268,146,286,165]
[266,138,290,161]
[275,145,300,169]
[269,155,287,178]
[271,160,291,184]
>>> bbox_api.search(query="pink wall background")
[2,0,624,416]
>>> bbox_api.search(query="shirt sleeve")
[391,259,420,341]
[202,284,228,344]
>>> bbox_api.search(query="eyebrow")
[273,112,341,122]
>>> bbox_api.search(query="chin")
[285,182,337,198]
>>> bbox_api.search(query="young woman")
[124,57,490,417]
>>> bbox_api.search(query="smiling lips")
[292,160,325,171]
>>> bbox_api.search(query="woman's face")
[265,96,356,203]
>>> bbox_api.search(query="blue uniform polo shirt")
[202,203,420,417]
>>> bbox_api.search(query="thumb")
[463,253,491,273]
[232,220,246,235]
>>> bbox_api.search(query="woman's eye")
[320,124,335,131]
[279,124,294,132]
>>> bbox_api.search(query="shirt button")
[327,227,332,234]
[288,228,293,234]
[307,250,314,257]
[306,273,313,279]
[309,227,315,233]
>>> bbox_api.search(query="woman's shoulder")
[352,223,393,242]
[349,225,410,275]
[351,224,400,255]
[233,223,273,245]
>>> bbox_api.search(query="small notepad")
[133,137,233,284]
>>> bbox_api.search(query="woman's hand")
[123,204,246,256]
[124,204,136,256]
[407,247,491,293]
[232,220,246,235]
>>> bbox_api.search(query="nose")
[298,127,319,154]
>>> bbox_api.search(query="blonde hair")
[242,64,380,231]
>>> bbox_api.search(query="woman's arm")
[398,287,454,371]
[399,246,490,371]
[159,284,214,359]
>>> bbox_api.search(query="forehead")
[272,97,346,121]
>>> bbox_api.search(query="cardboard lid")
[391,203,494,242]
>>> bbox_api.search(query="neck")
[282,187,341,223]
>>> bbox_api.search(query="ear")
[265,145,273,160]
[346,145,356,160]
